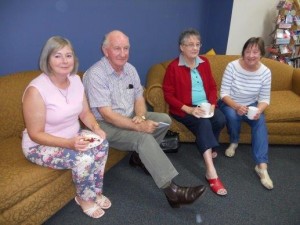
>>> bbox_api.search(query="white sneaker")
[255,166,274,190]
[225,143,238,157]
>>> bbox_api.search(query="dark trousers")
[172,108,226,154]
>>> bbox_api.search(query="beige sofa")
[145,55,300,145]
[0,71,127,225]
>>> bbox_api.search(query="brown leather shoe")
[163,182,206,208]
[129,152,150,175]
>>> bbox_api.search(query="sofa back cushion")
[260,57,294,91]
[205,55,239,89]
[0,71,85,140]
[204,55,294,91]
[146,55,294,93]
[0,71,41,139]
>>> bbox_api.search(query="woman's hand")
[94,128,107,140]
[249,108,262,120]
[192,106,204,118]
[236,105,248,116]
[192,104,215,118]
[92,125,107,140]
[72,136,89,151]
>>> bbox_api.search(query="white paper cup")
[198,102,211,116]
[247,106,259,120]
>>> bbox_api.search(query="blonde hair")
[39,36,78,75]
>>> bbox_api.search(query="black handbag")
[160,130,180,153]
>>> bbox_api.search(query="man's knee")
[161,113,172,124]
[149,112,172,124]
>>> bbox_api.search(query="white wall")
[226,0,278,55]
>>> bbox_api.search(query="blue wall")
[0,0,233,84]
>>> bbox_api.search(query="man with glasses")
[83,30,206,208]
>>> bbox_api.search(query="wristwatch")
[140,115,146,121]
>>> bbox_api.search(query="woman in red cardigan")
[163,28,227,196]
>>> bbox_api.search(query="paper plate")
[84,133,103,148]
[201,112,214,118]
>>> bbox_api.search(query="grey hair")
[101,30,130,48]
[178,28,201,46]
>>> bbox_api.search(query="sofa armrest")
[292,68,300,96]
[145,84,169,113]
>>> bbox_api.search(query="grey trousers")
[98,112,178,188]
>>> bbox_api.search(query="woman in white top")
[218,37,273,190]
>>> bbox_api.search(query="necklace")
[56,78,70,104]
[57,87,69,104]
[48,75,70,104]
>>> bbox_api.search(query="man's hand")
[132,115,146,124]
[136,120,158,133]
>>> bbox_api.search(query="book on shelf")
[292,58,300,67]
[276,38,291,44]
[276,0,293,10]
[279,23,292,29]
[279,45,291,54]
[276,29,290,38]
[292,45,300,58]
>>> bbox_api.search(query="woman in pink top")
[22,36,109,219]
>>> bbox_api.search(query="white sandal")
[255,166,274,190]
[225,143,238,157]
[75,196,105,218]
[96,194,112,209]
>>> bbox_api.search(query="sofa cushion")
[205,48,216,55]
[0,71,41,140]
[205,55,295,92]
[0,137,72,212]
[266,91,300,122]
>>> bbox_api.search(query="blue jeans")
[218,100,269,164]
[172,108,226,154]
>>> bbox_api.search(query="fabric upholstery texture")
[0,71,128,225]
[145,55,300,145]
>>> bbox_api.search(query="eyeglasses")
[182,43,202,49]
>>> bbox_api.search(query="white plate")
[84,133,103,148]
[201,112,214,118]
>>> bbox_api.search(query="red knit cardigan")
[163,56,218,117]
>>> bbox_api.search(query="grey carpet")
[44,143,300,225]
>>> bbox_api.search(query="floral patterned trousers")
[23,130,109,201]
